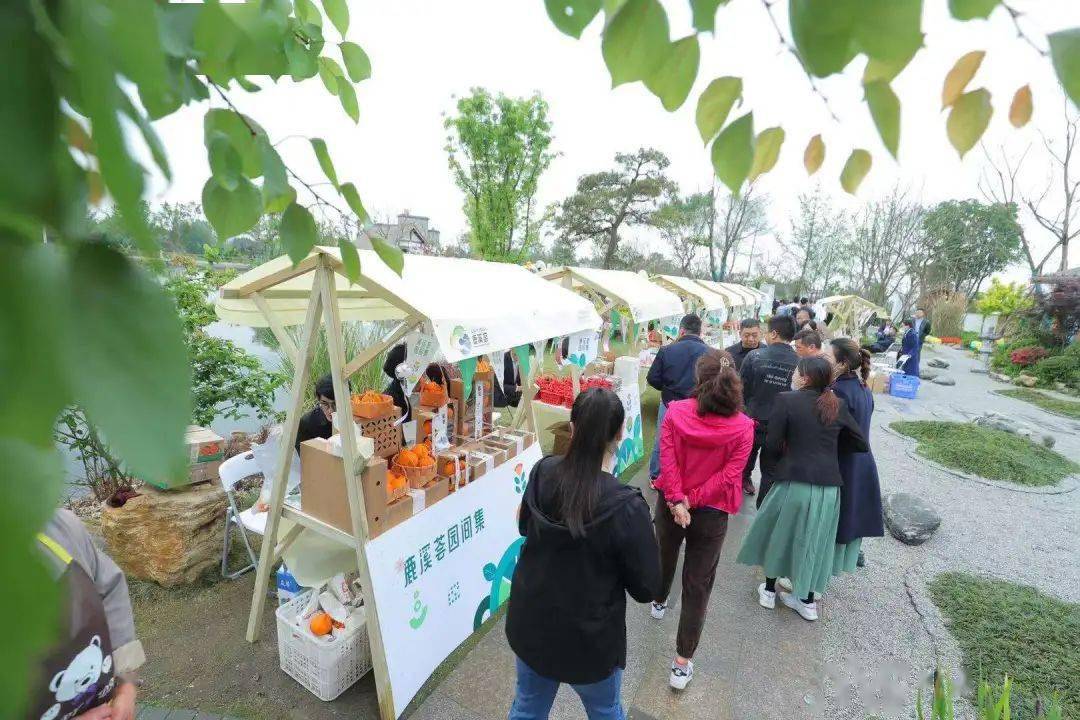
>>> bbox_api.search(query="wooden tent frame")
[234,251,542,720]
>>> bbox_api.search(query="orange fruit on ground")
[309,611,333,636]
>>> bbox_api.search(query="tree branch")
[761,0,841,124]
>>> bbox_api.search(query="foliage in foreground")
[890,421,1078,487]
[928,573,1077,719]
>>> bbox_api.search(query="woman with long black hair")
[736,356,868,622]
[828,338,884,571]
[506,388,660,719]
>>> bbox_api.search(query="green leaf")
[310,138,339,187]
[319,56,345,95]
[949,0,998,20]
[337,74,360,123]
[296,0,322,28]
[544,0,602,38]
[804,134,825,175]
[285,33,320,81]
[865,81,901,159]
[601,0,670,87]
[840,148,872,194]
[339,42,372,82]
[109,0,176,119]
[192,0,239,83]
[204,109,265,178]
[690,0,726,33]
[854,0,923,63]
[941,50,984,108]
[710,112,754,194]
[119,94,172,182]
[202,176,262,238]
[322,0,349,36]
[258,137,295,213]
[946,88,992,157]
[280,202,319,264]
[749,126,785,182]
[1049,29,1080,109]
[371,235,405,276]
[696,76,742,144]
[863,55,912,84]
[236,77,262,92]
[338,238,361,282]
[68,244,191,485]
[644,36,700,111]
[789,0,859,77]
[340,182,369,222]
[208,133,242,191]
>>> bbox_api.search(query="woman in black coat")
[828,339,884,570]
[506,388,660,719]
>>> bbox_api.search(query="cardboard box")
[299,439,407,537]
[356,407,402,459]
[180,425,224,486]
[411,477,450,510]
[548,421,572,456]
[479,435,516,463]
[494,428,536,454]
[460,443,499,480]
[450,376,493,440]
[867,372,891,394]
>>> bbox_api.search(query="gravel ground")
[818,345,1080,720]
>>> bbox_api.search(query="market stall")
[694,279,763,322]
[650,274,731,347]
[813,294,889,338]
[216,247,601,719]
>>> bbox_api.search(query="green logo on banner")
[409,590,428,630]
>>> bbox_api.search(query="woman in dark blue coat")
[899,319,919,377]
[828,339,884,571]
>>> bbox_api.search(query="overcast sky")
[153,0,1080,282]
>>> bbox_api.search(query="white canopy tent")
[814,294,889,337]
[539,266,684,325]
[651,274,729,315]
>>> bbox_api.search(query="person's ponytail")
[557,387,625,538]
[692,349,742,416]
[815,387,840,425]
[829,337,872,385]
[797,355,840,425]
[858,348,872,383]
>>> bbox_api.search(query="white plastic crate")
[275,590,373,701]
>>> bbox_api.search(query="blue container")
[890,373,920,399]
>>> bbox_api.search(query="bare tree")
[652,191,711,274]
[846,186,926,307]
[711,184,770,281]
[780,186,849,298]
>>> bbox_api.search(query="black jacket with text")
[739,341,799,428]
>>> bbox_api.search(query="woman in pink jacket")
[650,349,754,690]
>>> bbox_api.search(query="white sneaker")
[650,601,667,620]
[669,659,694,690]
[777,577,793,593]
[757,582,776,609]
[779,591,819,621]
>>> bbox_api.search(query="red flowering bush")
[1009,346,1049,367]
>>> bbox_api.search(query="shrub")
[928,292,968,339]
[1010,346,1050,366]
[1032,354,1080,388]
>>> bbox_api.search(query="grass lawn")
[890,420,1078,487]
[928,572,1079,719]
[997,388,1080,419]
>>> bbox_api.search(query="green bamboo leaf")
[208,133,241,191]
[258,137,295,213]
[295,0,322,28]
[339,182,369,222]
[601,0,670,87]
[710,112,754,194]
[946,88,992,157]
[336,75,359,123]
[319,56,344,96]
[949,0,998,20]
[371,235,405,276]
[804,134,825,175]
[690,0,726,33]
[310,138,339,187]
[280,202,319,265]
[749,126,785,182]
[544,0,602,38]
[338,238,361,282]
[854,0,923,63]
[840,148,872,194]
[339,42,372,82]
[695,76,742,144]
[865,81,901,158]
[69,244,191,485]
[1049,29,1080,109]
[202,176,262,239]
[322,0,349,36]
[645,35,700,111]
[789,0,858,77]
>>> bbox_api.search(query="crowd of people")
[507,310,891,719]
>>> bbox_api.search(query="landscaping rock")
[970,367,989,374]
[1043,435,1056,449]
[1054,382,1069,392]
[931,376,956,386]
[1015,374,1038,388]
[883,493,942,545]
[971,412,1034,439]
[919,371,938,381]
[927,358,950,369]
[100,482,227,586]
[989,372,1012,383]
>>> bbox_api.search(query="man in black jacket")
[646,314,708,479]
[725,318,762,371]
[739,315,798,503]
[295,374,347,452]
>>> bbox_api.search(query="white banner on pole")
[365,443,543,718]
[565,329,599,368]
[402,328,439,395]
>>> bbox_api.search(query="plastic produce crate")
[276,590,372,701]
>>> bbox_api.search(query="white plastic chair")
[218,451,265,579]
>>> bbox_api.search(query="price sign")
[474,382,484,440]
[566,330,599,368]
[432,406,450,451]
[402,329,439,395]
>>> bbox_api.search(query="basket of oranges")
[418,378,448,408]
[351,390,394,419]
[385,466,409,502]
[393,443,437,488]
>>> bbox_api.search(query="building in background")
[357,210,441,255]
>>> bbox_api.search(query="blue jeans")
[649,401,668,479]
[508,657,625,720]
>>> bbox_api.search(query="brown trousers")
[654,500,729,659]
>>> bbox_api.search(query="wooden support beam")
[342,317,423,381]
[270,524,303,566]
[226,253,320,299]
[253,292,299,365]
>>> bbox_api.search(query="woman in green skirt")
[736,356,868,621]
